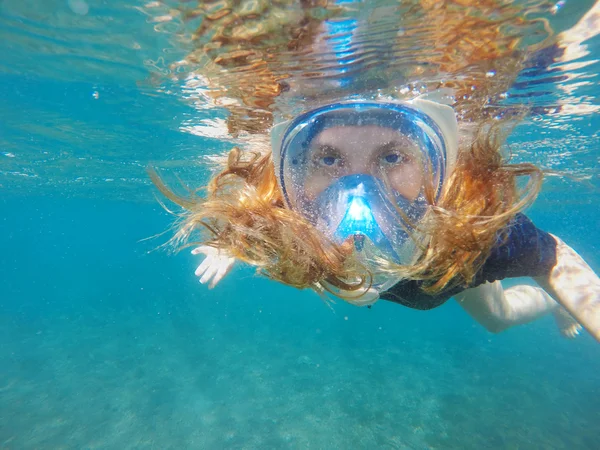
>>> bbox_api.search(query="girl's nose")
[346,147,373,175]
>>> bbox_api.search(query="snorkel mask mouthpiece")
[315,174,421,265]
[337,196,378,244]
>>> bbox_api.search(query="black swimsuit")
[379,214,558,310]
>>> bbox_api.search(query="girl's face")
[303,125,425,200]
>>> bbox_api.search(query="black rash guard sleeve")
[379,214,558,310]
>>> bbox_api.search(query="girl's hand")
[191,246,235,288]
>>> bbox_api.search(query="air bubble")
[68,0,89,15]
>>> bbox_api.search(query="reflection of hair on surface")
[175,0,341,135]
[155,0,555,135]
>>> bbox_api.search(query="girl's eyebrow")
[376,139,419,156]
[313,143,340,153]
[376,141,402,152]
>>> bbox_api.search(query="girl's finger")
[200,264,218,285]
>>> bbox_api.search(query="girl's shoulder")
[380,214,558,309]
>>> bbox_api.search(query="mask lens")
[275,102,447,268]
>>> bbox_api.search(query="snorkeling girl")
[150,0,600,342]
[152,95,600,342]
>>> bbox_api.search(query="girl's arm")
[534,235,600,342]
[455,281,558,333]
[456,281,582,337]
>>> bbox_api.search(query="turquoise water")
[2,1,600,449]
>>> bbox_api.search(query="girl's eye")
[322,156,338,166]
[313,145,342,168]
[382,153,404,164]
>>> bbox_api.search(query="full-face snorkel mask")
[271,99,458,293]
